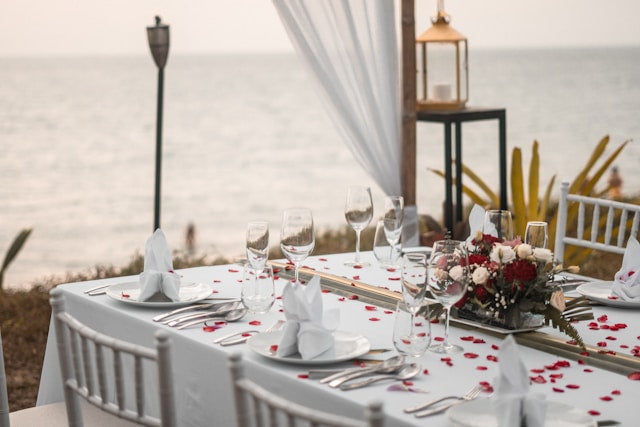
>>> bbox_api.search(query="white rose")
[532,248,553,263]
[490,245,516,264]
[472,267,490,285]
[516,243,533,259]
[434,268,449,281]
[449,265,464,282]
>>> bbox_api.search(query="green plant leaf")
[0,228,33,289]
[511,147,527,236]
[528,141,540,220]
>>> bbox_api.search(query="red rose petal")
[388,277,401,281]
[121,292,130,298]
[463,352,479,359]
[460,336,475,341]
[587,410,600,416]
[269,345,278,353]
[530,368,545,374]
[530,375,546,384]
[352,275,360,280]
[566,384,580,389]
[386,268,396,272]
[491,344,500,351]
[349,295,359,300]
[383,310,393,314]
[552,387,565,393]
[297,374,309,379]
[338,297,346,301]
[213,279,222,283]
[627,372,640,380]
[473,338,486,344]
[584,368,593,373]
[597,314,608,322]
[365,305,377,311]
[353,265,363,269]
[612,389,621,395]
[476,366,488,371]
[423,369,429,375]
[600,396,613,401]
[318,257,328,262]
[433,336,444,342]
[202,326,217,332]
[228,268,239,273]
[241,333,253,337]
[249,320,262,326]
[321,289,330,293]
[549,373,563,379]
[606,336,617,341]
[487,355,498,362]
[369,317,380,321]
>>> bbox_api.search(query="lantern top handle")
[432,0,451,25]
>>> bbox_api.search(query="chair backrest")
[554,181,640,264]
[49,288,176,427]
[1,329,10,427]
[228,353,383,427]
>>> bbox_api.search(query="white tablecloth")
[37,252,639,426]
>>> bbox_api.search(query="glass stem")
[354,229,361,264]
[410,312,415,337]
[294,262,300,285]
[443,307,451,347]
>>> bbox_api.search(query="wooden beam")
[401,0,417,206]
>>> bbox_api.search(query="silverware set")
[154,301,247,329]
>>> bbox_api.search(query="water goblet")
[483,209,514,241]
[246,220,269,272]
[383,195,404,249]
[344,186,373,267]
[393,300,431,358]
[373,219,401,268]
[428,240,468,354]
[525,221,548,248]
[241,264,275,314]
[401,252,428,312]
[280,207,315,285]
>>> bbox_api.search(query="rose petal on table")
[627,371,640,380]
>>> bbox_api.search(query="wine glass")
[483,209,514,241]
[280,208,315,285]
[525,221,548,248]
[428,240,468,354]
[344,186,373,267]
[383,196,404,252]
[373,219,401,268]
[246,220,269,272]
[399,252,428,353]
[393,300,431,357]
[241,264,275,314]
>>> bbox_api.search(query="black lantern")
[147,16,170,231]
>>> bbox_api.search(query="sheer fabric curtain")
[273,0,419,245]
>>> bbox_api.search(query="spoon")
[327,354,406,388]
[339,363,421,390]
[175,307,248,330]
[164,301,240,326]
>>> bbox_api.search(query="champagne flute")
[428,240,468,354]
[483,209,514,241]
[344,186,373,267]
[383,196,404,258]
[280,208,315,285]
[525,221,548,248]
[246,220,269,273]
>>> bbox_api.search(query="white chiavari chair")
[50,288,177,426]
[228,352,384,427]
[554,181,640,264]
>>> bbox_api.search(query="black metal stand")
[153,68,164,232]
[417,107,507,233]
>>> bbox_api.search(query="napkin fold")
[277,276,339,360]
[492,335,546,427]
[467,204,489,243]
[138,229,181,302]
[612,236,640,301]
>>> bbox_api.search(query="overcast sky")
[1,0,639,57]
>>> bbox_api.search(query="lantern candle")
[432,83,452,101]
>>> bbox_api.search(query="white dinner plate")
[105,281,213,307]
[247,330,371,365]
[448,398,596,427]
[576,281,640,308]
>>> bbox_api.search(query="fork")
[214,319,286,346]
[405,385,481,416]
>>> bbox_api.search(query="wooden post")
[401,0,417,206]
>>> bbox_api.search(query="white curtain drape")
[272,0,402,197]
[272,0,420,246]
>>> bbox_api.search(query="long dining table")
[36,251,639,426]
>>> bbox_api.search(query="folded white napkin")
[277,276,340,360]
[138,229,181,302]
[612,236,640,301]
[467,204,488,243]
[492,335,546,427]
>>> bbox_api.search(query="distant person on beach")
[185,222,196,254]
[607,166,623,199]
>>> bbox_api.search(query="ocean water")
[1,47,639,288]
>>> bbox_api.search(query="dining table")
[36,251,639,426]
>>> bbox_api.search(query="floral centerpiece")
[453,231,592,347]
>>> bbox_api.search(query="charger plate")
[106,281,213,307]
[247,330,370,365]
[577,281,640,308]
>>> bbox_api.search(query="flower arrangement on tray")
[453,231,593,347]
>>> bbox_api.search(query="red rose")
[468,254,490,266]
[503,259,537,283]
[474,285,490,302]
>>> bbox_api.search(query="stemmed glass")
[483,209,514,240]
[394,252,427,356]
[280,208,315,285]
[373,220,401,268]
[246,221,269,273]
[383,196,404,260]
[428,240,468,354]
[344,186,373,267]
[525,221,548,248]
